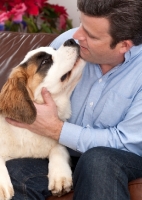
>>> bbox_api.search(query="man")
[6,0,142,199]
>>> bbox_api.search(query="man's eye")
[88,33,95,39]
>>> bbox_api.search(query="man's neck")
[100,55,125,75]
[100,64,115,75]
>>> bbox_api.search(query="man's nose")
[73,25,86,41]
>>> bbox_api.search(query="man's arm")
[59,89,142,156]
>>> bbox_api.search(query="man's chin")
[80,53,96,63]
[80,50,87,58]
[80,52,90,62]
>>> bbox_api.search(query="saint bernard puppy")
[0,39,86,200]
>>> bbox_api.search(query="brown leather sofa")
[0,31,142,200]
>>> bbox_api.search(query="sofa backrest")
[0,31,58,90]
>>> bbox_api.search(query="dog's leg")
[48,144,72,197]
[0,157,14,200]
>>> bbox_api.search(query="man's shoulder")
[50,28,79,49]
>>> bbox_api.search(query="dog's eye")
[36,57,53,74]
[41,59,49,65]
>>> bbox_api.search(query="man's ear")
[119,40,134,54]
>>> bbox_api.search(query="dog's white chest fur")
[0,116,56,160]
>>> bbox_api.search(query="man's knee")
[75,147,126,173]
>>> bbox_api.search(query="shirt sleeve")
[59,88,142,156]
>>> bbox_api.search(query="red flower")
[36,0,46,8]
[24,1,39,15]
[0,11,8,24]
[59,14,66,30]
[0,0,72,33]
[0,0,46,16]
[50,4,68,19]
[23,0,46,16]
[0,1,9,11]
[0,0,22,11]
[10,3,27,22]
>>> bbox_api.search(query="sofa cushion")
[128,178,142,200]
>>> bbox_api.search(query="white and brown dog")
[0,39,86,200]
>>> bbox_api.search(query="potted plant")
[0,0,72,33]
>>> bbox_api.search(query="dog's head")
[0,39,86,124]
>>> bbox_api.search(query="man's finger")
[41,87,54,106]
[5,117,27,128]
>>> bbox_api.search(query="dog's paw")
[48,171,72,197]
[0,177,14,200]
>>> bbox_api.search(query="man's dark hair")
[77,0,142,48]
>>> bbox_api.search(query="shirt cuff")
[59,121,83,151]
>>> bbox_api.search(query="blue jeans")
[6,158,51,200]
[73,147,142,200]
[6,147,142,200]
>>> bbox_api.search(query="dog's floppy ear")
[0,67,36,124]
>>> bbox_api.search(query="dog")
[0,39,86,200]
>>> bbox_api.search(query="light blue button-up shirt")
[50,28,142,157]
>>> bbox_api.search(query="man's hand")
[6,88,64,141]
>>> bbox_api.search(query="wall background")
[48,0,80,28]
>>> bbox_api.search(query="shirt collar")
[124,44,142,62]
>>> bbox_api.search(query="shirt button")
[99,78,102,83]
[90,102,94,107]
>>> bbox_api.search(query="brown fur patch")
[26,64,43,98]
[0,66,37,124]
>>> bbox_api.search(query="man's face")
[73,12,124,68]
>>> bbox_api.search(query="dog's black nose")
[64,39,78,47]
